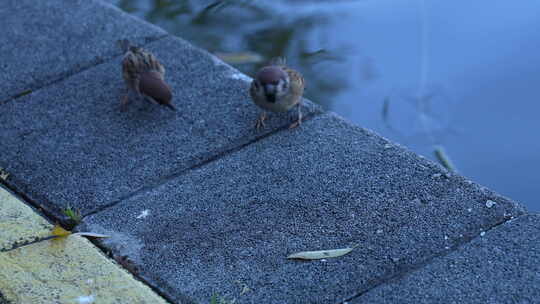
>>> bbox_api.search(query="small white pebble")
[480,231,486,237]
[486,200,496,208]
[432,173,442,178]
[321,259,327,262]
[384,144,392,149]
[376,229,383,234]
[444,235,449,240]
[76,295,95,304]
[136,209,150,219]
[467,208,472,212]
[445,246,450,250]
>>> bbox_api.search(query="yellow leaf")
[73,232,110,238]
[51,224,72,238]
[215,51,263,64]
[287,247,354,260]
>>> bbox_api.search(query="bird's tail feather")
[117,39,131,53]
[269,57,286,66]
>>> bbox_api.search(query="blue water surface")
[113,0,540,211]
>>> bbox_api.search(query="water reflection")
[111,0,540,211]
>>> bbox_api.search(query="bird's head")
[252,66,289,103]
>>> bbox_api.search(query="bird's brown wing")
[122,51,141,90]
[129,46,165,76]
[284,67,305,97]
[143,51,166,78]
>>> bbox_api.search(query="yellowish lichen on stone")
[0,187,52,250]
[0,236,168,304]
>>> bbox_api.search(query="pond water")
[112,0,540,211]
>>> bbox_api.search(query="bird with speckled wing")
[117,39,176,111]
[249,58,305,129]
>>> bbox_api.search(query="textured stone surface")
[0,35,321,218]
[82,113,524,303]
[0,236,169,304]
[351,214,540,304]
[0,186,52,251]
[0,0,166,102]
[1,0,536,303]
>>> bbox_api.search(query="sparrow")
[249,58,305,129]
[117,39,176,111]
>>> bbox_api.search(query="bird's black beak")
[264,84,277,103]
[265,93,276,103]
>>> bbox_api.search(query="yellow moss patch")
[0,187,52,250]
[0,236,167,304]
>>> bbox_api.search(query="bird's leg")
[289,101,303,129]
[141,96,158,111]
[255,111,267,130]
[120,88,131,112]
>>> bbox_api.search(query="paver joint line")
[0,185,175,303]
[0,235,56,253]
[0,33,171,106]
[81,110,322,219]
[85,234,193,304]
[0,179,69,228]
[340,213,520,304]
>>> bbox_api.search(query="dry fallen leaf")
[73,232,110,238]
[287,247,355,260]
[50,224,109,239]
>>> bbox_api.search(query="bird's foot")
[255,112,267,130]
[289,110,302,129]
[289,119,301,129]
[120,95,130,112]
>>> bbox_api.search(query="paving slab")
[351,214,540,304]
[0,235,169,304]
[0,35,322,219]
[0,0,166,102]
[81,113,525,304]
[0,186,52,251]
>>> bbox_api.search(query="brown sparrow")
[249,58,305,129]
[117,39,175,111]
